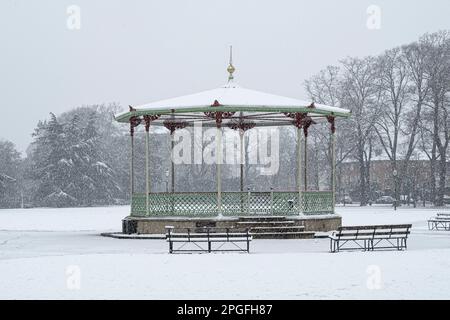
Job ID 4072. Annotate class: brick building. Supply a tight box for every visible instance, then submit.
[337,159,449,202]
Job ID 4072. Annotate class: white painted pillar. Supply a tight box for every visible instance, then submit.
[304,132,308,191]
[145,128,150,215]
[216,126,222,217]
[130,131,135,196]
[331,129,336,213]
[216,126,222,216]
[239,129,244,192]
[239,129,245,214]
[297,126,303,214]
[171,133,175,193]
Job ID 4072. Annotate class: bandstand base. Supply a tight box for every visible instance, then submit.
[121,214,341,239]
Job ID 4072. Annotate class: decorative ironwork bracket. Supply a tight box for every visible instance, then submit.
[227,119,256,132]
[129,116,142,136]
[143,115,161,132]
[284,112,306,129]
[163,119,188,134]
[326,115,336,134]
[204,100,235,128]
[302,116,315,137]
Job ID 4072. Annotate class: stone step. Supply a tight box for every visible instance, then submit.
[236,221,297,228]
[238,216,289,222]
[250,226,305,233]
[313,232,330,239]
[252,231,315,239]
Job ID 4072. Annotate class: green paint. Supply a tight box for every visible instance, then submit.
[130,191,334,217]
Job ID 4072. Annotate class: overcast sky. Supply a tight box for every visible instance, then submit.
[1,0,450,154]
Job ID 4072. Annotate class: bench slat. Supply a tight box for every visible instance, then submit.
[338,224,411,231]
[167,238,252,242]
[335,230,410,236]
[167,233,249,238]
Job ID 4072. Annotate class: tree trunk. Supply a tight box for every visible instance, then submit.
[358,141,368,206]
[430,151,437,205]
[437,153,447,206]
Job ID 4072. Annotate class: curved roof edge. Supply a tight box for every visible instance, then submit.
[114,83,351,123]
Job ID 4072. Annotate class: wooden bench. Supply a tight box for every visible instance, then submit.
[428,213,450,231]
[329,224,412,252]
[437,213,450,217]
[165,226,252,254]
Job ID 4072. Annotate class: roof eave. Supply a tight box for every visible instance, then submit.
[115,105,351,123]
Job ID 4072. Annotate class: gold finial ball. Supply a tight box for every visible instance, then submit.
[227,63,235,74]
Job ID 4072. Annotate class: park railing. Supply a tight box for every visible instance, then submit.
[131,191,334,217]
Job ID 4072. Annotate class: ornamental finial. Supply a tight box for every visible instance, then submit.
[227,45,235,81]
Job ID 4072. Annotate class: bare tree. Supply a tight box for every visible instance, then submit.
[374,47,411,204]
[305,66,354,195]
[340,56,381,205]
[400,39,431,204]
[421,31,450,206]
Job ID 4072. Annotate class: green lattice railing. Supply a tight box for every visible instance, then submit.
[303,191,334,214]
[131,193,147,216]
[131,191,334,217]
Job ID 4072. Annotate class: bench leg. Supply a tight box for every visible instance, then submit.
[208,241,211,253]
[330,239,336,253]
[169,241,173,254]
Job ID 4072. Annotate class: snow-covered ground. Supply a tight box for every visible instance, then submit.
[0,205,449,299]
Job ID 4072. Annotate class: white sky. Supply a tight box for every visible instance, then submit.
[1,0,450,154]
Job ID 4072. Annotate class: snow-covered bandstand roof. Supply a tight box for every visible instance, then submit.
[114,55,350,127]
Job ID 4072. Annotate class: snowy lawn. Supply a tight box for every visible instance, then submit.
[0,205,450,299]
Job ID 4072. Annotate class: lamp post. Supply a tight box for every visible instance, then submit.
[393,169,398,211]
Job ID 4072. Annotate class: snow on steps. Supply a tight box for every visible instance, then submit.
[238,216,289,222]
[237,220,296,228]
[236,217,314,239]
[103,217,316,240]
[248,226,305,233]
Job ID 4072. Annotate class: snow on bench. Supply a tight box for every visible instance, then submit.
[329,224,412,252]
[428,213,450,231]
[165,226,252,254]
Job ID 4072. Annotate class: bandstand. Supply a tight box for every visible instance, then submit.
[115,50,351,237]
